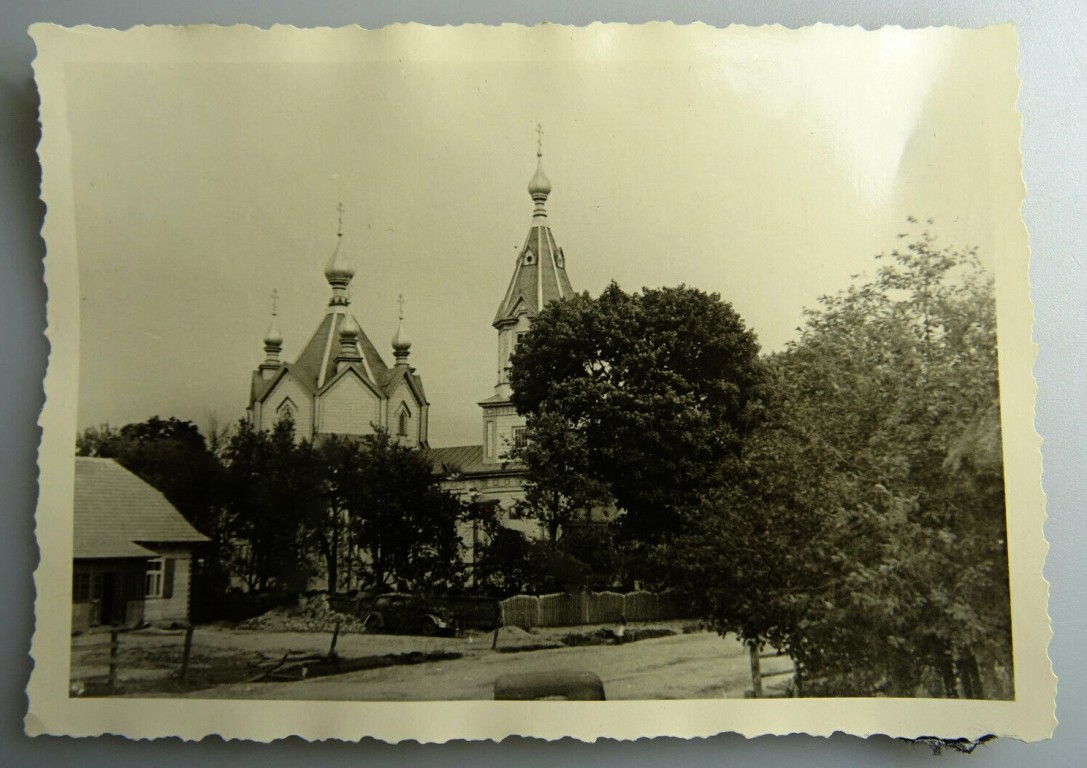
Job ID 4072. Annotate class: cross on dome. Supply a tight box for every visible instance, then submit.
[392,293,412,358]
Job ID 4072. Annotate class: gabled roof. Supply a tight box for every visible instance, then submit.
[493,224,573,327]
[382,363,428,405]
[73,458,209,559]
[292,311,392,393]
[250,364,308,407]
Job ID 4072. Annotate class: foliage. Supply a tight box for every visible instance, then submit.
[511,410,612,545]
[472,525,602,596]
[334,429,467,593]
[508,283,763,548]
[681,221,1012,698]
[221,418,325,594]
[473,504,624,596]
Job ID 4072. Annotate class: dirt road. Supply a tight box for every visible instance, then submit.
[187,630,789,701]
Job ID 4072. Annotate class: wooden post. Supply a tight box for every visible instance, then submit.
[748,642,763,699]
[108,630,120,693]
[327,621,341,660]
[179,625,195,682]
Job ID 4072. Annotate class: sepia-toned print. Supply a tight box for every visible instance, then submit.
[28,23,1053,743]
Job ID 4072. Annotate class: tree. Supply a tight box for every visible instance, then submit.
[684,221,1012,698]
[222,418,325,594]
[511,410,612,546]
[339,430,467,592]
[315,435,361,594]
[508,283,763,547]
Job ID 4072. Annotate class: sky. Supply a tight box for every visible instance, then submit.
[64,24,1021,448]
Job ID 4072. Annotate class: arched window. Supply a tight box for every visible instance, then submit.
[276,398,296,425]
[398,410,408,436]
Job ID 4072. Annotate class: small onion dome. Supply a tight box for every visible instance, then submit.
[324,241,355,284]
[339,313,360,340]
[528,156,551,197]
[392,317,412,352]
[263,315,283,346]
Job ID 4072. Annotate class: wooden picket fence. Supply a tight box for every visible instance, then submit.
[70,626,196,695]
[70,630,121,693]
[499,590,684,629]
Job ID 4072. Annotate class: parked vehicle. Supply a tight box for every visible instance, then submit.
[360,593,456,637]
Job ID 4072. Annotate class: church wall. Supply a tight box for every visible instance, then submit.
[482,401,527,464]
[261,375,313,437]
[387,380,422,446]
[318,373,380,435]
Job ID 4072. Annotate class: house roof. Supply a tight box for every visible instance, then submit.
[73,458,209,559]
[427,444,522,477]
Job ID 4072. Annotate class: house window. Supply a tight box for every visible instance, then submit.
[514,332,527,350]
[398,410,409,436]
[486,421,496,458]
[72,571,91,602]
[513,426,528,448]
[145,558,176,599]
[145,558,165,598]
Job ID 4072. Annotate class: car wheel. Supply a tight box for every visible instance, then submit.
[363,614,382,633]
[421,617,438,637]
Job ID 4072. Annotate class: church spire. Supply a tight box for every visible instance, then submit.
[324,202,354,307]
[392,293,412,366]
[259,289,284,378]
[528,123,551,221]
[492,131,573,331]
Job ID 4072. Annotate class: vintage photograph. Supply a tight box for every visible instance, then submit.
[28,23,1053,742]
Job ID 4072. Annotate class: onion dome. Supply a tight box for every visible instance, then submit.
[392,318,411,353]
[392,295,412,364]
[263,314,283,347]
[339,313,360,340]
[324,240,355,284]
[528,155,551,198]
[325,204,354,307]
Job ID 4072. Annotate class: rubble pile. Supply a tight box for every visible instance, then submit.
[237,594,367,633]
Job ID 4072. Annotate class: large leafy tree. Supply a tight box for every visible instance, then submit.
[511,410,612,546]
[508,283,763,547]
[315,435,362,594]
[338,430,467,592]
[222,419,325,594]
[682,222,1011,698]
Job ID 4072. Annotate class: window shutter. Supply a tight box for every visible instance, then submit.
[163,558,176,599]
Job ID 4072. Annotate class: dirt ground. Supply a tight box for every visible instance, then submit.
[70,620,794,700]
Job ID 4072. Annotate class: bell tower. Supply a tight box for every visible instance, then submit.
[480,130,574,463]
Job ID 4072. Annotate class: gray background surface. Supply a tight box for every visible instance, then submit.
[2,1,1083,765]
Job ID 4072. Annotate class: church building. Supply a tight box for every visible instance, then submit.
[246,219,428,447]
[428,146,574,534]
[245,144,574,541]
